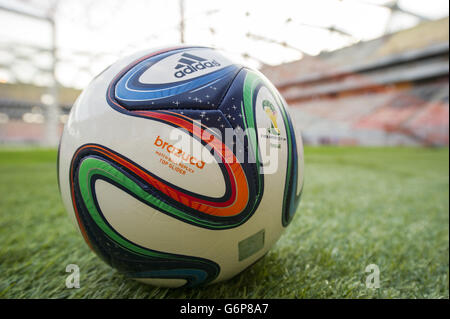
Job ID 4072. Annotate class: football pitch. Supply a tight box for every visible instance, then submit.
[0,146,448,298]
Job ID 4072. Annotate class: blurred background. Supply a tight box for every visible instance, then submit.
[0,0,448,299]
[0,0,448,146]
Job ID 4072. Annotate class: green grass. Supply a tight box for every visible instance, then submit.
[0,146,448,298]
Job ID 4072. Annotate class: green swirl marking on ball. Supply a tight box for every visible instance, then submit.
[78,156,227,231]
[75,156,221,286]
[241,70,302,226]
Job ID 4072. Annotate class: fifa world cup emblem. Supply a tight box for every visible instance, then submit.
[262,100,281,135]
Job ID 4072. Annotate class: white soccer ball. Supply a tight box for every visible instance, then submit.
[58,46,304,287]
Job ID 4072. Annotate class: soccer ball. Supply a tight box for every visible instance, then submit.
[58,46,304,288]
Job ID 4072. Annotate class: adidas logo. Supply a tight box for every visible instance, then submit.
[174,52,221,78]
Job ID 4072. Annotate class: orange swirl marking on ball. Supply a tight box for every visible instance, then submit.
[134,110,249,217]
[74,124,248,218]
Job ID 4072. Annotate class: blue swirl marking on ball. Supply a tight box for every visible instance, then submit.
[114,49,239,104]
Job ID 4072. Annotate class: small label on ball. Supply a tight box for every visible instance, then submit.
[238,229,265,261]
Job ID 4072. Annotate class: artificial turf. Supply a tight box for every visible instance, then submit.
[0,146,448,298]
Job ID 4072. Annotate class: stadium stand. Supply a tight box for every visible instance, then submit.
[0,18,448,146]
[0,83,75,144]
[262,17,449,146]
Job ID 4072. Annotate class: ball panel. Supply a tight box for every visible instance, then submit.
[219,68,304,227]
[70,152,221,288]
[112,47,242,110]
[139,48,234,84]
